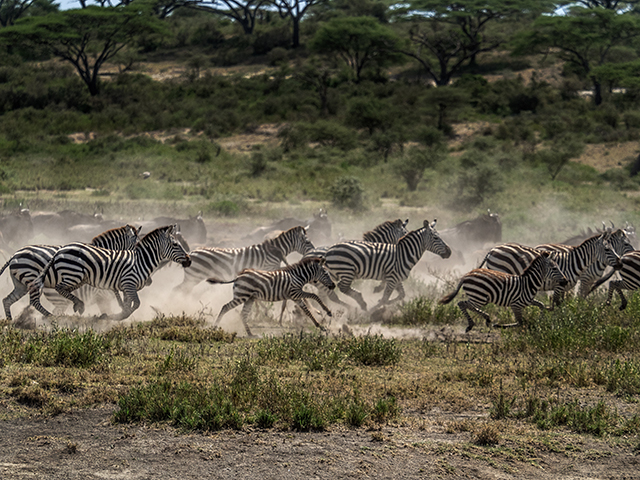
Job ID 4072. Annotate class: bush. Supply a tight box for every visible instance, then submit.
[393,146,443,191]
[329,176,365,211]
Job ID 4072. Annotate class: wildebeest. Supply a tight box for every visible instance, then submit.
[0,208,34,249]
[435,211,502,267]
[139,212,206,246]
[244,208,332,246]
[31,209,104,244]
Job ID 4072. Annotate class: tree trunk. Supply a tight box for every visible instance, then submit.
[592,77,603,106]
[292,18,300,48]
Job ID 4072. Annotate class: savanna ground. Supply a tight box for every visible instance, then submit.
[2,191,640,479]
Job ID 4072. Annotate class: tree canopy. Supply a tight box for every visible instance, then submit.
[0,6,166,96]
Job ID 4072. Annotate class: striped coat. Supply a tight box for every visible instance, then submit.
[324,220,452,311]
[29,226,190,320]
[440,252,568,332]
[590,250,640,310]
[0,224,141,320]
[478,233,621,308]
[176,226,314,292]
[207,258,335,337]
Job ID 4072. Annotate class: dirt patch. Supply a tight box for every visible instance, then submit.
[574,142,639,173]
[1,407,638,479]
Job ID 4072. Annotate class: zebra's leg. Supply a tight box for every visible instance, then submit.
[278,300,287,326]
[609,280,628,310]
[3,280,29,320]
[29,287,53,318]
[337,277,367,311]
[298,292,333,318]
[240,298,255,337]
[457,300,477,332]
[113,289,140,321]
[214,297,244,327]
[530,299,546,312]
[54,283,85,315]
[326,289,351,308]
[294,298,326,331]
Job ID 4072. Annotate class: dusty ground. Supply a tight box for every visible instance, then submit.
[2,406,639,479]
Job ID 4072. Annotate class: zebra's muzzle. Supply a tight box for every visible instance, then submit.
[182,258,192,268]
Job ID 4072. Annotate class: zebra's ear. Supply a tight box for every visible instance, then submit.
[403,219,409,227]
[427,219,437,229]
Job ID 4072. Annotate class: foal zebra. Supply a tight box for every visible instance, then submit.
[207,258,335,337]
[29,226,191,320]
[0,224,141,320]
[589,251,640,310]
[324,220,452,311]
[440,252,568,332]
[478,233,622,308]
[175,226,314,292]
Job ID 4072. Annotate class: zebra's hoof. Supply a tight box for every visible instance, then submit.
[620,305,627,311]
[327,311,333,317]
[465,324,474,333]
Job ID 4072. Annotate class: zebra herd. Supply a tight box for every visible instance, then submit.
[0,213,639,336]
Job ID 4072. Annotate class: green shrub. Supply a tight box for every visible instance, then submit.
[347,335,401,366]
[329,176,365,211]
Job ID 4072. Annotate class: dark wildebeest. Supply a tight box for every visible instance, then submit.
[436,211,502,268]
[244,208,332,246]
[31,209,104,244]
[0,208,34,250]
[140,212,206,246]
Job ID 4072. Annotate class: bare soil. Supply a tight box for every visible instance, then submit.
[2,405,639,479]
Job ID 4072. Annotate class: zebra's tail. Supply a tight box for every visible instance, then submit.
[206,277,235,285]
[588,267,618,296]
[477,251,490,269]
[439,279,464,305]
[28,254,55,295]
[0,255,12,278]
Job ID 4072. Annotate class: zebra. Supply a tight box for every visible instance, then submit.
[0,224,141,320]
[589,250,640,310]
[440,252,568,332]
[362,219,409,244]
[478,232,622,309]
[175,226,314,292]
[28,225,191,321]
[207,257,335,337]
[537,228,633,297]
[323,219,452,311]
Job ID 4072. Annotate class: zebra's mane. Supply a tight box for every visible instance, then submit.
[521,252,549,275]
[137,225,173,246]
[263,226,305,247]
[279,256,322,272]
[364,220,399,237]
[91,224,135,243]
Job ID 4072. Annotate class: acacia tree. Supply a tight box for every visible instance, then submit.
[0,6,166,96]
[0,0,57,27]
[267,0,324,48]
[309,16,401,82]
[399,0,554,87]
[513,7,640,105]
[190,0,267,34]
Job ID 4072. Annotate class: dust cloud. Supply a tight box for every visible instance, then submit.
[0,199,634,337]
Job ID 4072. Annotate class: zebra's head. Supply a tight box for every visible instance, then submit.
[308,258,335,291]
[147,225,191,268]
[596,233,622,270]
[283,226,315,255]
[610,228,634,256]
[539,252,568,288]
[421,219,452,259]
[124,224,143,249]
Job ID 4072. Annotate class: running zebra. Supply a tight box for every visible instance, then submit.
[29,226,191,320]
[324,219,452,311]
[207,258,335,337]
[362,219,409,244]
[537,228,633,297]
[0,224,141,320]
[175,226,314,292]
[589,250,640,310]
[440,252,568,332]
[478,232,621,308]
